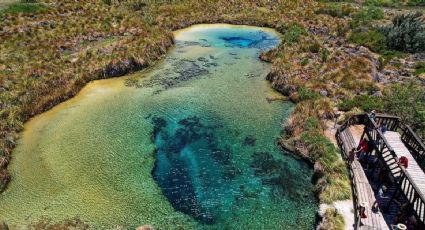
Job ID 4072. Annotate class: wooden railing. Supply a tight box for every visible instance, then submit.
[335,120,361,228]
[374,114,425,169]
[400,124,425,165]
[373,114,400,131]
[337,113,425,225]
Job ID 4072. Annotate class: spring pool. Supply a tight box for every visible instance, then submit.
[0,24,317,229]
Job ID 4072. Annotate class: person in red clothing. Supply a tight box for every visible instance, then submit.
[357,138,369,163]
[399,156,408,168]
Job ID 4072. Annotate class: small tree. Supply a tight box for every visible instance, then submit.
[380,12,425,53]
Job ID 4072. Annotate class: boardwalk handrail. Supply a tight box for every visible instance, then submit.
[335,121,361,229]
[400,124,425,165]
[364,114,425,223]
[337,113,425,225]
[374,114,425,168]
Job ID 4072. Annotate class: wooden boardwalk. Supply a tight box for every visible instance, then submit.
[339,126,389,229]
[384,131,425,197]
[337,114,425,229]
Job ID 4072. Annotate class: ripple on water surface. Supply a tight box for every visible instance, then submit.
[0,24,317,229]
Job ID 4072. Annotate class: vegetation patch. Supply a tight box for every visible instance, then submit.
[339,95,383,112]
[0,1,47,16]
[315,3,355,18]
[283,23,307,45]
[382,80,425,136]
[350,6,384,28]
[379,12,425,53]
[364,0,398,7]
[348,30,387,52]
[317,208,345,230]
[415,62,425,76]
[299,118,351,203]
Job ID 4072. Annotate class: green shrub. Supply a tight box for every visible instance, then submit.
[301,58,309,66]
[379,12,425,53]
[383,80,425,137]
[339,95,383,112]
[315,3,354,18]
[351,7,385,28]
[283,23,307,45]
[348,30,387,52]
[1,2,47,14]
[308,43,321,53]
[301,131,337,162]
[407,0,425,6]
[321,48,330,62]
[298,87,321,101]
[102,0,112,5]
[415,62,425,76]
[364,0,398,7]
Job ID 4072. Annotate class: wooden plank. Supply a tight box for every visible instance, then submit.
[347,127,390,230]
[384,131,425,198]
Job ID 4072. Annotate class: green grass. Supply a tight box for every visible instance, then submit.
[407,0,425,6]
[414,61,425,75]
[339,95,383,112]
[364,0,398,7]
[315,3,355,18]
[1,2,47,15]
[350,6,385,28]
[283,23,307,45]
[299,117,351,203]
[298,87,321,101]
[348,30,387,52]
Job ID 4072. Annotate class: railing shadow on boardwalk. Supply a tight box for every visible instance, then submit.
[336,113,425,230]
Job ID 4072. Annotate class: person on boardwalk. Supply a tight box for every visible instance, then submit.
[357,138,369,163]
[372,185,388,212]
[370,110,377,122]
[348,148,356,163]
[399,156,408,169]
[379,123,388,134]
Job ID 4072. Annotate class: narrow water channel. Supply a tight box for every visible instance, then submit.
[0,24,317,229]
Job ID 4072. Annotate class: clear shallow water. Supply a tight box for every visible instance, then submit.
[0,24,317,229]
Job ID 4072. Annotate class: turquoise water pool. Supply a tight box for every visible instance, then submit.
[0,24,317,229]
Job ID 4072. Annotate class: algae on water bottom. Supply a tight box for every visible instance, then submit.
[0,24,318,229]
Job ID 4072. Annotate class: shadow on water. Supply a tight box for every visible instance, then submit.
[151,116,225,224]
[150,115,314,225]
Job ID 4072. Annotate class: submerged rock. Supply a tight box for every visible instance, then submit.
[243,135,256,147]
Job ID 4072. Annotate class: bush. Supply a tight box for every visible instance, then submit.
[348,30,387,52]
[1,2,47,15]
[364,0,398,7]
[283,24,307,45]
[414,62,425,76]
[298,87,321,101]
[351,7,385,28]
[308,43,321,53]
[321,48,330,62]
[379,12,425,53]
[315,3,354,18]
[339,95,383,112]
[383,80,425,137]
[407,0,425,6]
